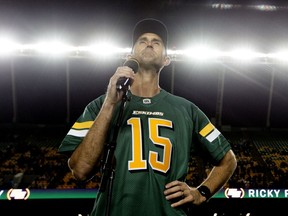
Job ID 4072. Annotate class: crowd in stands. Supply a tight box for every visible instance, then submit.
[0,125,287,190]
[223,131,287,189]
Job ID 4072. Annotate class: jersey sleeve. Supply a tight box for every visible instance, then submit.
[58,96,104,153]
[192,106,231,165]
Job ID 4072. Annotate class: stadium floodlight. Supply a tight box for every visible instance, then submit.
[0,37,19,56]
[87,41,125,59]
[269,51,288,63]
[184,46,223,61]
[211,3,280,11]
[228,48,267,62]
[0,36,288,65]
[33,41,75,56]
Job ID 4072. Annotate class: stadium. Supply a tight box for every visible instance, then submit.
[1,1,287,215]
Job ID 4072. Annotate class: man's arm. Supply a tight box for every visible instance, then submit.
[164,149,237,207]
[68,65,135,181]
[197,149,237,201]
[68,100,116,181]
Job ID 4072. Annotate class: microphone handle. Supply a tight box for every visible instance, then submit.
[116,77,131,91]
[116,58,139,91]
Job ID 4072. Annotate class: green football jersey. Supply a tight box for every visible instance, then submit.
[58,89,231,216]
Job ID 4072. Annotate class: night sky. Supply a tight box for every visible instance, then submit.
[1,0,288,129]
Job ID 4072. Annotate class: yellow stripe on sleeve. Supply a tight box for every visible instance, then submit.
[72,121,94,129]
[199,122,215,137]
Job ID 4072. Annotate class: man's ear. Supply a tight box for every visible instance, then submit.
[164,56,171,66]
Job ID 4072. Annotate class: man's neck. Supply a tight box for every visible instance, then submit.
[130,71,161,97]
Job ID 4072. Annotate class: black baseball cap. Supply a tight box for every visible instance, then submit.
[132,18,168,49]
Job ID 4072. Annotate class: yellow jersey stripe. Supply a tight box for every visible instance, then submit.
[72,121,94,129]
[199,123,214,137]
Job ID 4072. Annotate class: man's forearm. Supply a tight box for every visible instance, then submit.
[200,150,237,197]
[68,101,116,181]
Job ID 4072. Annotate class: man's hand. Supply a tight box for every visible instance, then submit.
[164,180,205,207]
[105,66,135,105]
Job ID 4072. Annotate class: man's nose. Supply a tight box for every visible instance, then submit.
[146,41,153,47]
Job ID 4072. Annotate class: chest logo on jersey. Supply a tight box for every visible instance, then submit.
[143,98,151,104]
[132,110,164,116]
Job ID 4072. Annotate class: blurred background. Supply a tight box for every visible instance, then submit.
[0,0,287,215]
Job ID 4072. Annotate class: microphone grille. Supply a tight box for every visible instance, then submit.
[123,58,139,73]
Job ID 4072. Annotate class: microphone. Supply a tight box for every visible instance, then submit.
[116,58,139,91]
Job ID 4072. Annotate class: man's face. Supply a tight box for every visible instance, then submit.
[132,33,167,69]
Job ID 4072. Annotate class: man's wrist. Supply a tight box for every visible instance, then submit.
[197,185,211,201]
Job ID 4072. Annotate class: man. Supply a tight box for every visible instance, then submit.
[58,18,237,216]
